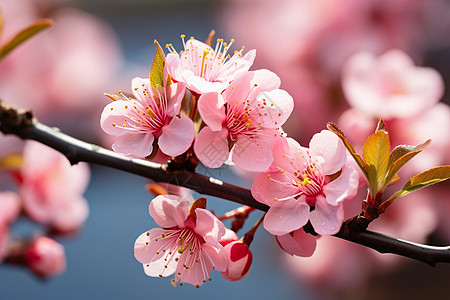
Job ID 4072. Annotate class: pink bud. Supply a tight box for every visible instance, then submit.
[25,237,66,278]
[221,240,253,281]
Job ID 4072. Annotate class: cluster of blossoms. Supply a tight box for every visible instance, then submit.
[0,141,90,278]
[100,33,359,287]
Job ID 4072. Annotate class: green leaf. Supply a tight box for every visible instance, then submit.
[149,40,166,88]
[384,139,431,188]
[395,166,450,199]
[0,19,53,61]
[327,122,369,179]
[362,130,390,192]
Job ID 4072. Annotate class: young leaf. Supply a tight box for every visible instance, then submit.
[384,139,431,188]
[375,118,387,132]
[362,130,390,192]
[0,19,53,61]
[395,166,450,199]
[326,122,368,178]
[149,40,166,88]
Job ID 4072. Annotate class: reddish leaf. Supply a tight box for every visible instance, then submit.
[384,140,431,188]
[326,122,368,178]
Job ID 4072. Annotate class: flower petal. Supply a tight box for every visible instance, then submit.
[309,130,346,175]
[134,228,169,264]
[251,171,299,206]
[194,127,230,168]
[323,165,359,205]
[309,195,343,235]
[264,200,310,236]
[112,132,154,158]
[253,89,294,128]
[100,100,139,136]
[194,208,226,245]
[231,135,275,172]
[276,229,317,257]
[149,195,189,228]
[158,114,195,157]
[198,92,226,131]
[166,82,187,117]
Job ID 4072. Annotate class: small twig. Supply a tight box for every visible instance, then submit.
[2,99,450,266]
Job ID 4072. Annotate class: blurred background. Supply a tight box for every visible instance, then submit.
[0,0,450,299]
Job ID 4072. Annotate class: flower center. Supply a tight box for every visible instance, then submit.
[225,102,256,140]
[295,164,324,205]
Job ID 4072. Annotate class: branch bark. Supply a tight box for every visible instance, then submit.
[1,99,449,266]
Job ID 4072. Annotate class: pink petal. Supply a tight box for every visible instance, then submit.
[112,133,154,158]
[134,228,171,264]
[194,208,226,245]
[166,82,187,117]
[165,53,182,82]
[194,127,230,168]
[131,77,155,101]
[225,69,281,106]
[264,200,310,236]
[158,114,195,157]
[100,100,140,136]
[231,135,275,172]
[253,89,294,128]
[251,171,299,206]
[149,195,189,228]
[309,130,346,175]
[185,75,229,94]
[309,195,343,235]
[276,229,317,257]
[202,243,227,272]
[323,165,359,205]
[197,92,226,131]
[142,252,179,278]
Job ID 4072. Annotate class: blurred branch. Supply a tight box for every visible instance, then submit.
[1,99,449,266]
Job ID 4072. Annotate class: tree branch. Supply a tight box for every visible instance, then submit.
[1,99,450,266]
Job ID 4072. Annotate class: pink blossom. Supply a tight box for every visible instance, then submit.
[342,49,444,119]
[25,236,66,278]
[165,35,256,95]
[194,69,294,171]
[101,77,194,158]
[251,130,359,236]
[0,191,20,262]
[134,195,227,287]
[20,141,90,232]
[219,230,253,281]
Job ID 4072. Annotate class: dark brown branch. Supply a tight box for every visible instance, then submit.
[1,99,450,266]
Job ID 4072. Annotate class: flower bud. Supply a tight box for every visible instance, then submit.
[25,237,66,278]
[221,240,253,281]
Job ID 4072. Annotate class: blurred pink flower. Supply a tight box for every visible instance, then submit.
[0,191,20,262]
[25,236,66,278]
[194,69,293,171]
[20,141,90,232]
[0,1,122,136]
[101,77,194,158]
[166,35,256,95]
[252,131,359,236]
[134,195,227,287]
[342,49,444,119]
